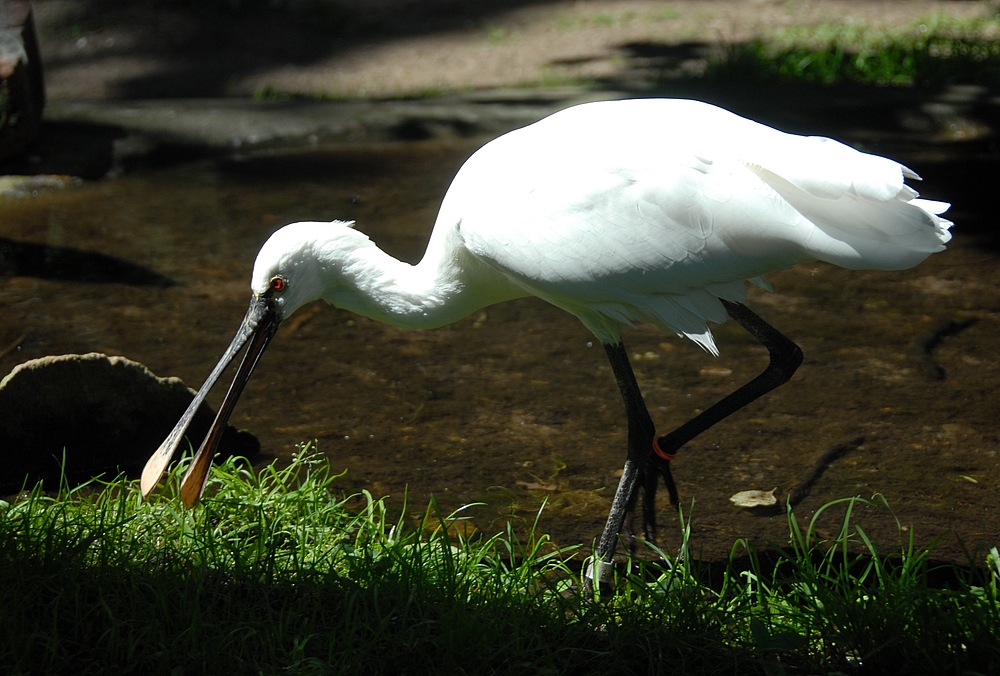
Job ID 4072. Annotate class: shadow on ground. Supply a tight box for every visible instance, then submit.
[39,0,561,98]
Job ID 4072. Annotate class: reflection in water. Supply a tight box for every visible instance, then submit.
[0,139,996,561]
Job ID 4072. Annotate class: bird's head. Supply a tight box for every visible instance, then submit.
[141,220,370,506]
[250,220,367,321]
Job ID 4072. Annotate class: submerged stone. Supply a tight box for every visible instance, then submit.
[0,353,258,493]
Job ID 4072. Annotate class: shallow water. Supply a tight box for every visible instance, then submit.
[1,136,997,562]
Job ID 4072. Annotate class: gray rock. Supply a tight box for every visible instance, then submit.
[0,353,258,493]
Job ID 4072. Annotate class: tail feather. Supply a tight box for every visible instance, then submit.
[757,168,952,271]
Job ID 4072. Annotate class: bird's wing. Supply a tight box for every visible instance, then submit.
[453,147,808,352]
[449,99,950,350]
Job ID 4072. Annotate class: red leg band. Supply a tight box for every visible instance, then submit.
[653,436,676,461]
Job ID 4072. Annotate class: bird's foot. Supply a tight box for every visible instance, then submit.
[637,434,681,546]
[582,556,616,598]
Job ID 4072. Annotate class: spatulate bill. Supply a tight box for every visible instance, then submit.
[140,295,280,497]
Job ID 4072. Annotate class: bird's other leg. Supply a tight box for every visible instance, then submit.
[654,300,802,459]
[640,300,804,538]
[585,303,801,593]
[585,341,664,592]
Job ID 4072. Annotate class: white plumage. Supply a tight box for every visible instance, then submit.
[142,99,952,571]
[252,98,950,353]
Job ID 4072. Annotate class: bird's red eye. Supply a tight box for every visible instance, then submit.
[270,277,286,292]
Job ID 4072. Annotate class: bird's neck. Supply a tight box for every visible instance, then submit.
[323,228,525,329]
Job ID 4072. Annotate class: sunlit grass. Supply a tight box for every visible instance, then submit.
[705,14,1000,86]
[1,447,998,674]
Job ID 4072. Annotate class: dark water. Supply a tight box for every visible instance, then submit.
[1,137,996,562]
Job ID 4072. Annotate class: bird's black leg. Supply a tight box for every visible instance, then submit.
[656,301,803,461]
[585,341,658,591]
[640,300,803,541]
[586,301,802,592]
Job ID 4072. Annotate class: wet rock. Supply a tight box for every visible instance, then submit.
[0,353,258,493]
[0,0,43,160]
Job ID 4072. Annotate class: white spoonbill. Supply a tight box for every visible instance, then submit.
[141,98,951,581]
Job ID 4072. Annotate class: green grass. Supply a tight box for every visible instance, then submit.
[705,14,1000,86]
[1,448,998,674]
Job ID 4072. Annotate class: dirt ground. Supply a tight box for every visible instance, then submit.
[31,0,998,101]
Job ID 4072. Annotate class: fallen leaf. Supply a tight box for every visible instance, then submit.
[729,488,778,508]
